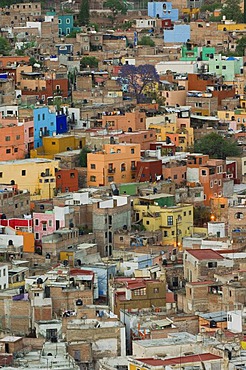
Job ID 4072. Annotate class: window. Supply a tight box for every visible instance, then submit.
[121,163,126,172]
[35,219,39,226]
[42,223,47,231]
[70,172,75,178]
[183,212,186,216]
[208,261,217,268]
[153,288,159,293]
[146,220,150,225]
[134,288,146,296]
[189,210,192,216]
[0,172,2,178]
[6,149,11,154]
[167,216,173,225]
[35,232,39,240]
[52,141,56,145]
[38,114,40,121]
[16,135,20,140]
[91,164,96,169]
[131,148,135,154]
[164,231,168,237]
[120,236,124,241]
[34,293,39,297]
[22,170,26,176]
[201,170,207,176]
[66,28,70,34]
[90,176,96,182]
[174,174,177,180]
[235,212,243,219]
[58,19,61,24]
[14,148,18,153]
[66,18,70,24]
[5,136,10,141]
[210,180,213,188]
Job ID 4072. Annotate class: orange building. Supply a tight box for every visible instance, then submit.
[0,115,25,161]
[87,143,141,186]
[101,109,146,131]
[17,231,35,253]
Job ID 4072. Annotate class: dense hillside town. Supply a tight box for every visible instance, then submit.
[1,0,246,369]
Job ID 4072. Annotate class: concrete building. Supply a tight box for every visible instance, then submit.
[183,249,234,282]
[134,200,193,246]
[112,277,166,317]
[208,55,243,81]
[164,24,190,44]
[0,158,59,200]
[87,143,141,187]
[92,196,131,256]
[148,2,179,21]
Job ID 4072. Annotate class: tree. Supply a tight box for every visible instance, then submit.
[194,132,241,159]
[103,0,127,23]
[194,206,211,226]
[0,37,11,56]
[118,64,160,103]
[79,146,91,167]
[138,35,155,47]
[80,56,98,69]
[221,0,243,23]
[78,0,90,26]
[236,36,246,56]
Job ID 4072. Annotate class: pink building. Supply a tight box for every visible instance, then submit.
[33,205,74,241]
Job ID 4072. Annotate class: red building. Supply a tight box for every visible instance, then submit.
[225,160,237,183]
[56,169,79,193]
[136,159,162,182]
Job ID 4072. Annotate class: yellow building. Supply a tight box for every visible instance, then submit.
[218,107,246,130]
[217,23,246,31]
[0,158,60,200]
[147,113,193,151]
[87,143,141,187]
[30,135,86,159]
[134,201,193,246]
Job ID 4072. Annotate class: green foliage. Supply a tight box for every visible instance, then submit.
[0,37,11,56]
[235,36,246,56]
[221,0,243,23]
[208,15,222,21]
[103,0,127,16]
[194,132,241,159]
[200,2,221,12]
[67,29,80,38]
[80,56,98,69]
[194,206,211,227]
[79,146,91,167]
[121,20,133,30]
[89,23,99,32]
[78,0,90,26]
[138,35,155,47]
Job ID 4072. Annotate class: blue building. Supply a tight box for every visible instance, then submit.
[148,2,178,21]
[58,14,74,36]
[83,264,116,297]
[56,113,68,134]
[164,24,190,43]
[33,107,56,148]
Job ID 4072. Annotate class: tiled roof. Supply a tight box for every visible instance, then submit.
[136,353,222,367]
[187,249,224,260]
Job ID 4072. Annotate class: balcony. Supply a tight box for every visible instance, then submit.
[108,168,115,174]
